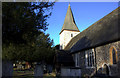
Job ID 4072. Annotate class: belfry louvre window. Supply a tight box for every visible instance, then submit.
[85,49,95,67]
[71,34,73,37]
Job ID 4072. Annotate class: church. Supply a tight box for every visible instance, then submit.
[56,3,120,77]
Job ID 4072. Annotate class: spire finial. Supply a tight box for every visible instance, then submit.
[68,2,70,6]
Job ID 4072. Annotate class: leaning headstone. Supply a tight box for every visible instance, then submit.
[34,64,43,77]
[2,60,13,77]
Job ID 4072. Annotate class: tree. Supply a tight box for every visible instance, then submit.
[32,32,55,64]
[2,2,55,62]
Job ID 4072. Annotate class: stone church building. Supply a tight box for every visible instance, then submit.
[57,3,120,77]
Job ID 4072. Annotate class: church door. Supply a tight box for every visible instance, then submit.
[103,64,109,75]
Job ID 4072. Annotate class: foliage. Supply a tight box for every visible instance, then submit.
[26,32,55,63]
[2,2,55,63]
[2,2,54,44]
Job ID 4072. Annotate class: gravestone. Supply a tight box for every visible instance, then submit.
[47,65,53,74]
[61,68,70,76]
[34,64,43,77]
[61,67,81,77]
[2,60,13,77]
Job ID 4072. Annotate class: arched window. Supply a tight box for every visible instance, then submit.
[110,47,118,65]
[75,53,80,67]
[112,48,117,64]
[87,53,89,66]
[90,53,92,66]
[92,52,95,66]
[85,49,95,67]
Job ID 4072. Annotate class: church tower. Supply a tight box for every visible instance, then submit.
[60,3,80,50]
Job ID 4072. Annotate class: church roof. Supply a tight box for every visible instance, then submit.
[64,7,120,53]
[60,4,80,34]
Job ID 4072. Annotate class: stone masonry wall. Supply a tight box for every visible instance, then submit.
[95,41,120,76]
[73,41,120,77]
[77,51,96,77]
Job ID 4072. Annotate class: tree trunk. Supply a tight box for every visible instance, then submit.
[2,60,13,77]
[34,64,43,77]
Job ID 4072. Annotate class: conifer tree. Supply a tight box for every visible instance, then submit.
[2,2,55,63]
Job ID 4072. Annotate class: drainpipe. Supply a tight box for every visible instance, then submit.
[94,48,97,74]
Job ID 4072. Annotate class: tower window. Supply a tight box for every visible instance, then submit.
[71,34,73,37]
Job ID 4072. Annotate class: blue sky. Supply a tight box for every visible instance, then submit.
[45,2,118,46]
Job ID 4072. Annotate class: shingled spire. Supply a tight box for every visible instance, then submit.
[60,3,80,34]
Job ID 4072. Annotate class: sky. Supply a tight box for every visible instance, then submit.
[45,2,118,46]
